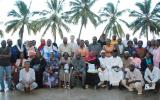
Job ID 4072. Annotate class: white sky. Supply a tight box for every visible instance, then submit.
[0,0,159,45]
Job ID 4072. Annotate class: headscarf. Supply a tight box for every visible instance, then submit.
[38,39,46,51]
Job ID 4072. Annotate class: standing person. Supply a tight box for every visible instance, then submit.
[77,40,89,58]
[59,37,72,57]
[144,62,160,93]
[111,35,118,46]
[125,40,135,56]
[103,39,114,57]
[69,35,79,56]
[148,39,156,54]
[88,36,101,57]
[11,39,28,64]
[123,34,130,47]
[28,41,36,60]
[116,38,125,57]
[76,38,81,47]
[152,40,160,68]
[31,51,46,88]
[16,61,37,92]
[146,41,151,52]
[32,40,38,52]
[121,64,144,95]
[38,39,46,52]
[136,40,146,59]
[7,39,13,50]
[133,37,138,48]
[41,39,53,63]
[52,42,59,60]
[98,34,106,47]
[84,40,89,48]
[0,40,12,92]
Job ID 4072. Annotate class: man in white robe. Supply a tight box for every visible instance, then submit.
[107,50,124,89]
[98,50,110,86]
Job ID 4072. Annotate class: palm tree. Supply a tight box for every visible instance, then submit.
[99,0,128,37]
[5,1,36,48]
[129,0,160,40]
[65,0,100,39]
[34,0,70,42]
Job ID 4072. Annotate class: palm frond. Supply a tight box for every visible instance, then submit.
[15,1,29,16]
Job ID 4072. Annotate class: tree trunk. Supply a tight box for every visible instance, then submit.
[54,34,56,43]
[146,26,148,41]
[78,24,83,39]
[19,24,24,50]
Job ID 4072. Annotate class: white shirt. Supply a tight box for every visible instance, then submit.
[69,42,79,53]
[118,44,124,54]
[144,67,160,83]
[59,43,72,56]
[99,57,110,68]
[126,68,144,84]
[107,56,123,70]
[41,46,53,61]
[123,40,129,47]
[19,68,35,82]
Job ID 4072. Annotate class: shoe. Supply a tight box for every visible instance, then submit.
[108,85,112,90]
[98,82,104,86]
[128,88,133,92]
[82,86,86,89]
[85,85,89,89]
[138,92,142,95]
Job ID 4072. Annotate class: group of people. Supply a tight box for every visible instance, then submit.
[0,34,160,95]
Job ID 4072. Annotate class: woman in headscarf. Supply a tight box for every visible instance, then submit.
[38,39,46,52]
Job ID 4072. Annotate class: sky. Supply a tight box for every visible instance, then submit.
[0,0,159,46]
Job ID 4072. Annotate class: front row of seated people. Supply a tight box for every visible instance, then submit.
[15,50,160,95]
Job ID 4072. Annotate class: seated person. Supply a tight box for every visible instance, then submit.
[121,64,144,95]
[84,51,100,89]
[130,51,141,69]
[122,51,132,72]
[13,53,27,88]
[98,50,110,87]
[16,61,38,92]
[144,62,160,93]
[141,52,153,74]
[59,52,72,88]
[30,51,46,88]
[107,50,123,89]
[43,53,59,88]
[71,53,86,88]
